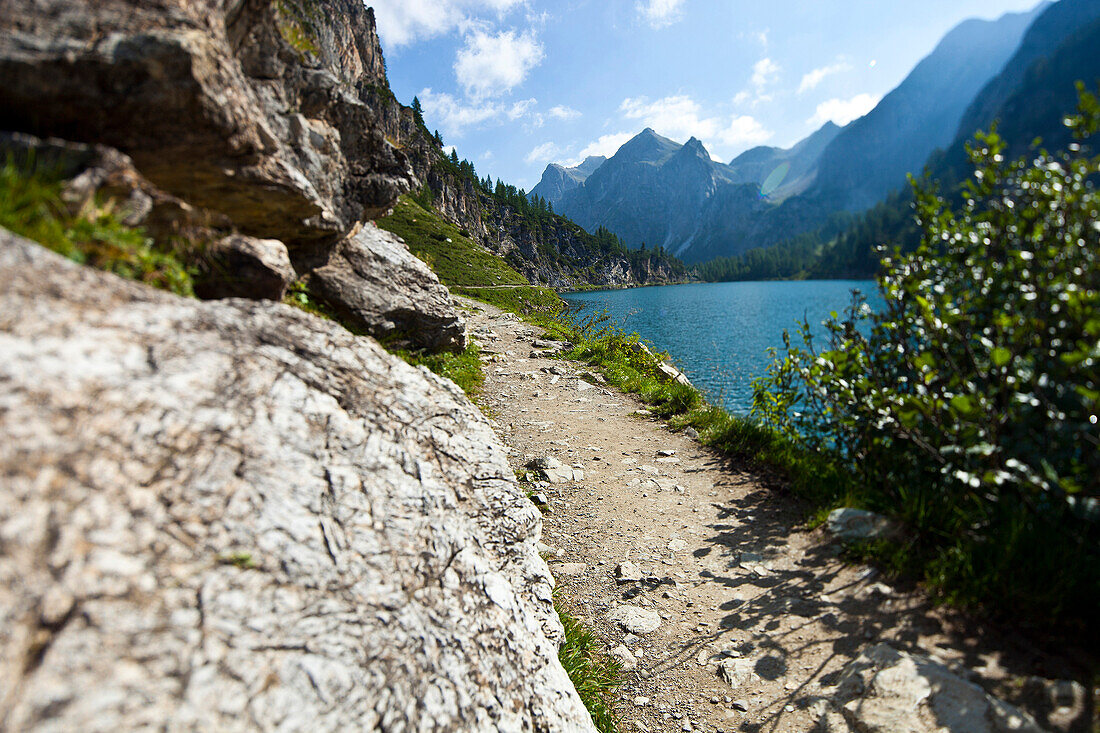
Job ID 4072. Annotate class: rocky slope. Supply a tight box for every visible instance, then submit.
[0,0,466,351]
[0,0,597,728]
[352,89,686,288]
[530,155,607,204]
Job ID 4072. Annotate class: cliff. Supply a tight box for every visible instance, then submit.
[354,91,687,289]
[0,0,596,729]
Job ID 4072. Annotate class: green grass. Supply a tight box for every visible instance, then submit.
[453,285,565,319]
[556,599,621,733]
[0,156,194,296]
[283,280,487,399]
[377,197,529,287]
[391,342,485,398]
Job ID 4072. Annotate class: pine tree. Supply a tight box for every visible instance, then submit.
[411,96,425,127]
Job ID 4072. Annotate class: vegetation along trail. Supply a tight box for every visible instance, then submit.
[457,296,1091,733]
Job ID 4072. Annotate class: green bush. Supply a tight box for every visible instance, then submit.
[752,87,1100,632]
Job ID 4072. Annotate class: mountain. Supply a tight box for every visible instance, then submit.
[553,129,752,252]
[726,121,841,199]
[804,5,1045,215]
[529,154,605,204]
[710,0,1100,283]
[537,5,1045,264]
[930,0,1100,183]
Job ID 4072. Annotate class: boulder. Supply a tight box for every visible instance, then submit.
[0,0,413,251]
[528,456,580,484]
[831,644,1042,733]
[608,605,662,635]
[656,361,693,388]
[826,508,899,542]
[310,224,467,352]
[196,234,297,301]
[717,659,759,690]
[0,233,594,732]
[609,645,637,672]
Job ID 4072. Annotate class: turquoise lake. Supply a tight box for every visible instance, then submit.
[561,280,883,414]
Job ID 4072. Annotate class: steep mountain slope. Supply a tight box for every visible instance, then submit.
[930,0,1100,183]
[806,5,1045,214]
[554,129,752,253]
[726,121,841,198]
[530,155,606,204]
[702,1,1100,282]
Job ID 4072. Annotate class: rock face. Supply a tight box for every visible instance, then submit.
[0,2,470,352]
[0,0,413,252]
[829,644,1042,733]
[0,233,593,732]
[311,224,468,352]
[529,155,607,204]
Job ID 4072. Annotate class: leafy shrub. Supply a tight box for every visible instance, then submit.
[752,88,1100,631]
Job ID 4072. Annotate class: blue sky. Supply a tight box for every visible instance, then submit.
[373,0,1043,189]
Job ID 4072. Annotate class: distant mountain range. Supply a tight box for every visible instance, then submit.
[698,0,1100,282]
[530,0,1100,266]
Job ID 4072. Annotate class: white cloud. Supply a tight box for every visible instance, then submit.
[509,98,538,119]
[454,28,545,99]
[420,88,547,137]
[549,105,581,120]
[751,57,780,91]
[619,95,773,157]
[621,95,717,142]
[808,93,881,127]
[798,62,852,94]
[733,57,780,107]
[564,132,637,166]
[372,0,524,48]
[420,88,503,136]
[716,115,773,148]
[636,0,686,29]
[525,142,561,164]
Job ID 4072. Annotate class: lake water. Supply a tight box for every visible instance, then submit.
[561,280,882,414]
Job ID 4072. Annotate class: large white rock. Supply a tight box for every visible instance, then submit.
[608,605,662,635]
[0,233,594,732]
[830,644,1042,733]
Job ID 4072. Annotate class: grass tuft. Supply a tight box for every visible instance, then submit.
[556,599,621,733]
[392,342,485,398]
[0,156,194,296]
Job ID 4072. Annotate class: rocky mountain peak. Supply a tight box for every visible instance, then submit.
[613,127,681,165]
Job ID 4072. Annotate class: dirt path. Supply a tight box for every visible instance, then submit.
[458,296,1085,733]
